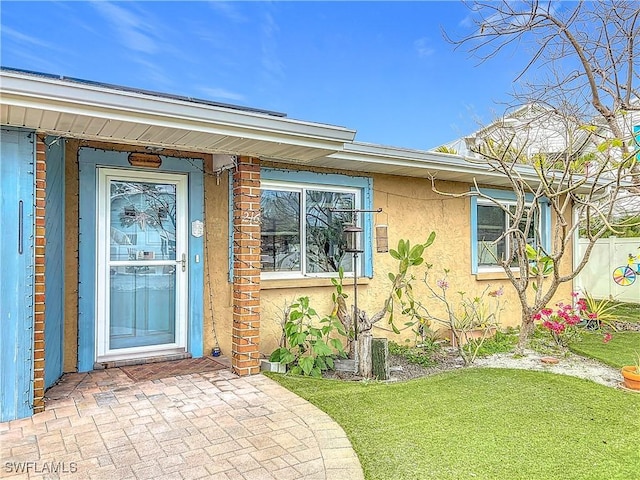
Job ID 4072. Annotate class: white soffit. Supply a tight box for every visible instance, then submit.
[316,142,600,192]
[0,69,602,193]
[0,70,356,161]
[318,142,532,187]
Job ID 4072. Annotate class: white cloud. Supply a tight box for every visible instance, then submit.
[260,11,284,82]
[130,58,172,89]
[198,87,246,103]
[458,13,475,29]
[207,1,248,23]
[1,26,56,49]
[1,46,64,74]
[90,1,159,54]
[414,37,435,58]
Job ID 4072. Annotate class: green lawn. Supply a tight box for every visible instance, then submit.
[269,369,640,480]
[610,301,640,322]
[570,332,640,368]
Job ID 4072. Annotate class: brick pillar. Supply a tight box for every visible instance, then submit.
[231,156,261,376]
[33,136,47,412]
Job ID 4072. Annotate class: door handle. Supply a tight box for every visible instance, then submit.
[177,253,187,272]
[18,200,23,254]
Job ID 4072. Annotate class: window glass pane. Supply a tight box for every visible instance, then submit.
[477,204,506,266]
[260,190,301,272]
[305,190,355,273]
[518,212,538,245]
[509,207,538,266]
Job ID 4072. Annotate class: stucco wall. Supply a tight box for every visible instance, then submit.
[258,171,574,356]
[60,145,573,368]
[202,169,234,358]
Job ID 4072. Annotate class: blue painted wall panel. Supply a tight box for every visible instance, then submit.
[44,138,65,388]
[0,128,35,422]
[77,149,204,371]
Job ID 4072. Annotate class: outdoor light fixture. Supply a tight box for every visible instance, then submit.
[375,224,388,253]
[344,224,363,253]
[212,154,237,171]
[331,208,382,344]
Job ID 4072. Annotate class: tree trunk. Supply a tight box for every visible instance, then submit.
[371,338,389,380]
[358,331,373,378]
[517,311,536,353]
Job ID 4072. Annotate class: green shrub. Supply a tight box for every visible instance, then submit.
[389,341,441,368]
[270,296,347,377]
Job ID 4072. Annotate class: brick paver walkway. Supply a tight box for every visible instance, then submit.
[0,367,364,480]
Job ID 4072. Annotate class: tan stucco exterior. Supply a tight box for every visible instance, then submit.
[60,142,573,371]
[202,169,234,358]
[258,171,574,356]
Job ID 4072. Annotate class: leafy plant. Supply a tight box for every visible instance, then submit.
[406,270,505,365]
[579,291,620,330]
[630,351,640,375]
[386,235,436,333]
[526,244,554,292]
[388,341,440,368]
[269,296,347,377]
[464,329,518,358]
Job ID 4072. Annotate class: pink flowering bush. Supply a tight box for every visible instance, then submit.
[534,296,587,347]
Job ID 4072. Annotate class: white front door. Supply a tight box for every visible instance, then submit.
[96,168,188,362]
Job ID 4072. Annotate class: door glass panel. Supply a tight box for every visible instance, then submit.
[110,269,176,348]
[108,180,178,350]
[110,181,177,261]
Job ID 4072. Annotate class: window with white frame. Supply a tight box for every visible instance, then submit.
[260,180,362,278]
[471,188,550,273]
[476,201,537,267]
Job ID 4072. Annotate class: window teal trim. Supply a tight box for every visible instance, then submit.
[470,187,550,273]
[540,197,552,255]
[470,194,479,274]
[634,125,640,162]
[228,168,374,279]
[78,149,204,371]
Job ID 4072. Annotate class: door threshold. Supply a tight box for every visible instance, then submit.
[94,352,192,370]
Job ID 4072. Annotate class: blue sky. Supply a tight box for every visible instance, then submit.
[1,1,529,150]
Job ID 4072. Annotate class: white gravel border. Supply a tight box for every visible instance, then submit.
[472,350,623,388]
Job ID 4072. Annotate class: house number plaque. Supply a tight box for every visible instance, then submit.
[191,220,204,238]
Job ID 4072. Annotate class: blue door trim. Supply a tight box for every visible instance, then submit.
[78,149,204,372]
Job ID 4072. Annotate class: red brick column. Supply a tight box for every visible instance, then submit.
[231,156,261,376]
[33,136,47,412]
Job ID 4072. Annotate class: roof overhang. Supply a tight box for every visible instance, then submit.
[317,142,554,189]
[0,69,356,164]
[0,68,607,194]
[301,142,602,194]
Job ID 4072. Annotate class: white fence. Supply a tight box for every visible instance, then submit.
[575,237,640,303]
